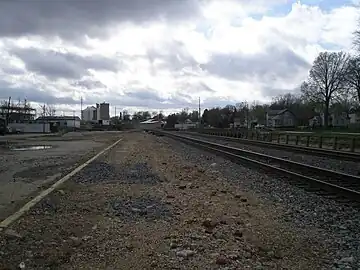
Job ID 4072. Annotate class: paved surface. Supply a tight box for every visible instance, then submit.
[0,133,56,143]
[0,131,121,220]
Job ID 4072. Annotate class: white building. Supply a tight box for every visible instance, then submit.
[82,106,97,122]
[82,103,110,125]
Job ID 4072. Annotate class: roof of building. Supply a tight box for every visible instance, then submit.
[36,116,81,121]
[349,107,360,114]
[140,119,162,124]
[267,109,289,116]
[83,106,96,110]
[184,119,193,124]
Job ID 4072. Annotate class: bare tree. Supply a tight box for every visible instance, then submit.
[301,51,350,127]
[344,56,360,104]
[235,102,249,127]
[38,104,56,118]
[353,20,360,52]
[45,104,56,116]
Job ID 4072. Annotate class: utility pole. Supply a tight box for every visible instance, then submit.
[198,97,201,126]
[42,104,46,133]
[80,96,83,120]
[6,96,11,125]
[246,102,249,129]
[73,110,76,131]
[114,107,122,121]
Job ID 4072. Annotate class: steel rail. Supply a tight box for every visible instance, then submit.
[179,131,360,162]
[157,131,360,203]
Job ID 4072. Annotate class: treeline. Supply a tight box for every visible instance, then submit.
[164,51,360,129]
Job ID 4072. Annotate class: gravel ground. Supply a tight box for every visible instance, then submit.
[0,132,333,270]
[181,132,360,176]
[160,135,360,269]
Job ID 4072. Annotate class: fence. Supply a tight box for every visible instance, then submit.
[196,128,360,153]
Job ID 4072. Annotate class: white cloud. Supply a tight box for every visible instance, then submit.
[0,1,358,116]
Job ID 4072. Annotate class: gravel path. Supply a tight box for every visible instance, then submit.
[0,132,334,270]
[160,135,360,269]
[181,133,360,176]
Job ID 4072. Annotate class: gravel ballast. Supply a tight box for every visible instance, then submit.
[181,132,360,175]
[160,135,360,269]
[0,132,357,269]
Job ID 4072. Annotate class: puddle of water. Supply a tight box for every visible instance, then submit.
[10,145,52,151]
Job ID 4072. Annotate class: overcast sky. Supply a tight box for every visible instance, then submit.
[0,0,359,116]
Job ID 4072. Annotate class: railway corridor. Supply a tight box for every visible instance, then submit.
[0,132,359,269]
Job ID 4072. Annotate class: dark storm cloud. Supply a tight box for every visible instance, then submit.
[201,97,240,109]
[71,79,107,90]
[200,45,310,82]
[0,0,200,40]
[10,47,119,79]
[0,80,78,105]
[198,82,216,93]
[124,89,166,102]
[146,41,200,74]
[0,74,192,109]
[261,85,301,98]
[0,77,233,111]
[90,88,198,110]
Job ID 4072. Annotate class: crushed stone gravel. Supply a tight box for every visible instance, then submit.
[75,161,162,185]
[159,134,360,269]
[182,132,360,175]
[108,197,173,221]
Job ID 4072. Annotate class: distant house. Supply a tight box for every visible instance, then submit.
[349,108,360,125]
[309,112,350,127]
[139,119,164,130]
[266,109,296,128]
[329,112,350,127]
[175,119,198,130]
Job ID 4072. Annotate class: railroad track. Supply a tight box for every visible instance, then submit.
[179,131,360,162]
[155,130,360,203]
